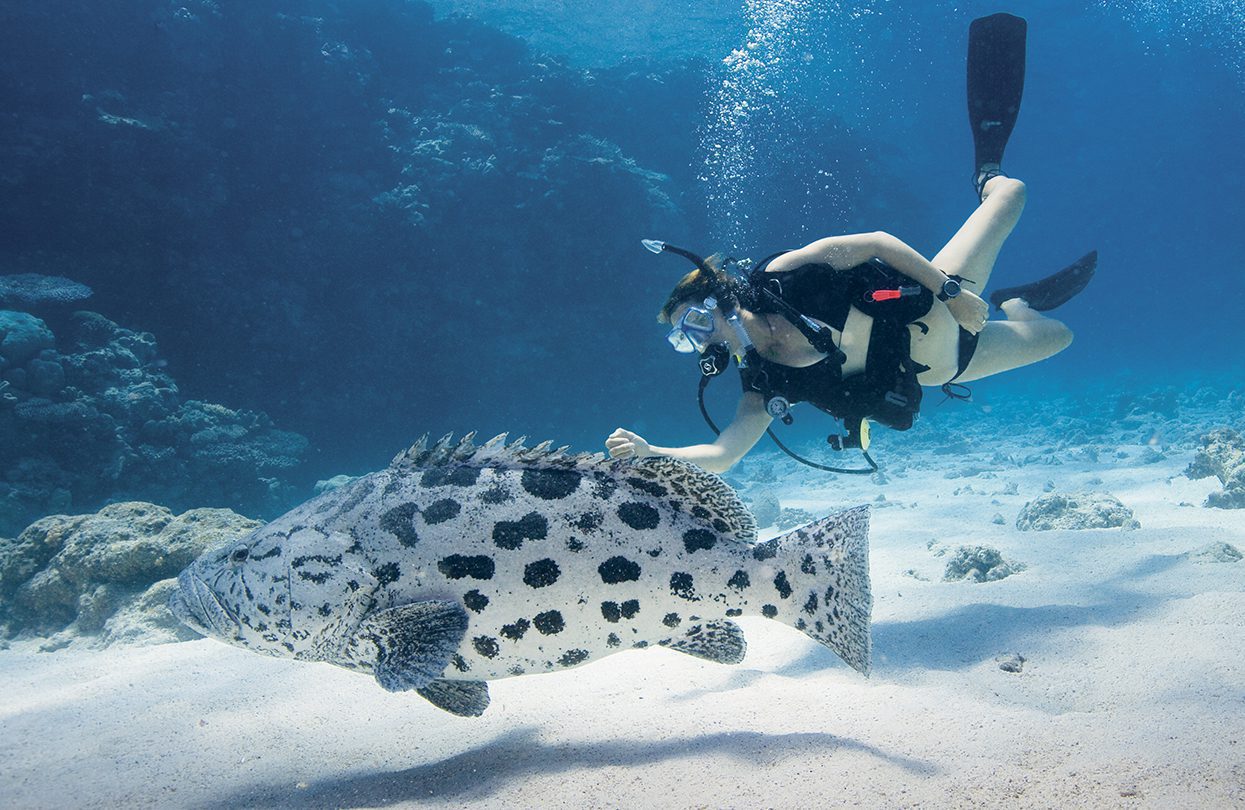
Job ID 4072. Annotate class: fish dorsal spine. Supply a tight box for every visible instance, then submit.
[388,433,757,544]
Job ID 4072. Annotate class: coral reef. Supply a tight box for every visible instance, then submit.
[1015,492,1140,531]
[0,274,92,309]
[0,310,306,535]
[1189,542,1242,564]
[1185,428,1245,508]
[943,546,1025,582]
[0,502,261,645]
[746,491,780,529]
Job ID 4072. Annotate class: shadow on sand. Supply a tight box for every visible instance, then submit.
[213,726,935,808]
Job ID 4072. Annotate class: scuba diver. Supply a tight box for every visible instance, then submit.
[605,13,1096,475]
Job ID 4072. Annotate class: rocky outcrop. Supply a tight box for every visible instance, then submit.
[0,310,306,535]
[1185,428,1245,508]
[0,502,261,645]
[1015,491,1140,531]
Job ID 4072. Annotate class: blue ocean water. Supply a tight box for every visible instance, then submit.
[1,0,1242,519]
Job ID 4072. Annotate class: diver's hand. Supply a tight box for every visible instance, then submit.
[606,428,654,460]
[946,290,989,335]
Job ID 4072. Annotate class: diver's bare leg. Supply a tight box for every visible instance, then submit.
[954,299,1073,382]
[929,176,1026,293]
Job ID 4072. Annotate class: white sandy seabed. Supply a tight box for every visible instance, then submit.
[2,425,1244,809]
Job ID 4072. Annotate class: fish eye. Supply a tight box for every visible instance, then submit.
[229,546,249,564]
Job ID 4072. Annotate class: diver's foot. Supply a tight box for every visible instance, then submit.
[989,250,1098,312]
[999,297,1042,321]
[973,163,1005,202]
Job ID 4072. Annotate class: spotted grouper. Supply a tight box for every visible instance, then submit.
[169,433,872,716]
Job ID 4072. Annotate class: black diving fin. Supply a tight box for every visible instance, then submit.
[989,251,1098,312]
[968,13,1027,179]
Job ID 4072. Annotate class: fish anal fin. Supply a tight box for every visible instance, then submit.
[416,679,490,717]
[357,600,469,692]
[660,620,746,664]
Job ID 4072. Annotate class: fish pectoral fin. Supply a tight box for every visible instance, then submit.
[357,600,469,692]
[416,679,490,717]
[659,620,746,664]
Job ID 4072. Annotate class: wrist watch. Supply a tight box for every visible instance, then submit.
[937,276,962,302]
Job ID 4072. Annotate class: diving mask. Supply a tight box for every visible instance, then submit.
[667,305,717,354]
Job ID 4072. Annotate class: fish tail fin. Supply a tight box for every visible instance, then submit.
[760,505,872,675]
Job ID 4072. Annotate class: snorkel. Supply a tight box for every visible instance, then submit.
[643,239,756,366]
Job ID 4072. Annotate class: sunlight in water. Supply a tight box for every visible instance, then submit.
[699,0,813,253]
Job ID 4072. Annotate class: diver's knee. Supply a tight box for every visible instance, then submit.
[989,177,1026,209]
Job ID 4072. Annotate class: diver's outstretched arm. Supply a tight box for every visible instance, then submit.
[606,392,771,474]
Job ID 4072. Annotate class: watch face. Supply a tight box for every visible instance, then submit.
[943,278,961,298]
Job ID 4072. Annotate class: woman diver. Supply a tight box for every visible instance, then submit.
[604,13,1095,474]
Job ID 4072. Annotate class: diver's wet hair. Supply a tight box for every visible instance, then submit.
[657,255,752,323]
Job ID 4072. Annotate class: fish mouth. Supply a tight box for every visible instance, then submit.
[168,569,241,640]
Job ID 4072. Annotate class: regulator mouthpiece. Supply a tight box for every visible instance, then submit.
[642,239,666,254]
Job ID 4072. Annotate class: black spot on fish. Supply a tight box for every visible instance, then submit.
[380,503,420,547]
[317,603,333,617]
[800,554,817,575]
[626,476,668,497]
[373,562,401,586]
[682,528,716,553]
[574,511,603,532]
[438,554,495,580]
[422,498,461,525]
[480,483,512,504]
[252,546,282,561]
[283,642,295,653]
[533,610,564,635]
[633,640,649,649]
[500,618,530,641]
[509,665,526,676]
[422,466,481,488]
[803,592,819,615]
[521,468,582,500]
[691,505,711,520]
[297,570,332,584]
[452,654,470,673]
[727,570,750,590]
[601,601,622,623]
[257,603,270,616]
[463,590,489,613]
[712,518,730,533]
[523,558,561,588]
[670,572,697,601]
[620,599,639,619]
[774,571,793,599]
[291,554,342,569]
[815,620,824,634]
[824,585,836,604]
[346,579,360,592]
[592,473,618,500]
[472,636,500,658]
[796,618,807,631]
[762,604,778,618]
[559,649,589,667]
[617,501,660,530]
[598,556,641,584]
[726,608,742,617]
[566,537,585,553]
[606,633,621,648]
[662,612,682,628]
[493,512,548,550]
[752,539,778,561]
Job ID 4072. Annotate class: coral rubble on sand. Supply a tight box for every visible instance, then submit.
[1185,428,1245,508]
[0,502,260,647]
[943,545,1025,582]
[1015,491,1140,531]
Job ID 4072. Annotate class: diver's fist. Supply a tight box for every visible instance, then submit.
[946,290,989,335]
[606,428,653,459]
